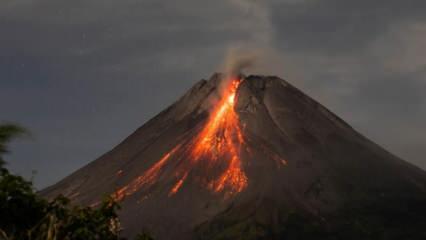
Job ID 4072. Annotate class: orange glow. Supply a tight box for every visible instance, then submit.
[112,78,254,200]
[168,172,188,196]
[190,79,248,195]
[113,144,182,201]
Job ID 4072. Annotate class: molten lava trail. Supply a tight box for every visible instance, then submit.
[113,78,248,200]
[190,79,247,195]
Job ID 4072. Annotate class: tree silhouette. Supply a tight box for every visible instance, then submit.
[0,123,153,240]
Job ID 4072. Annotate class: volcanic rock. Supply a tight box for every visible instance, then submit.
[42,74,426,240]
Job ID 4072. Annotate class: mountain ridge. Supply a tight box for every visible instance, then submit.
[42,73,426,239]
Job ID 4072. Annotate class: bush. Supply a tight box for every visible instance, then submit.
[0,123,153,240]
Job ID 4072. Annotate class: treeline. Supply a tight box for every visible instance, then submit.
[0,124,152,240]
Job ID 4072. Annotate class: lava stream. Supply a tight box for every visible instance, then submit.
[190,79,247,195]
[113,78,248,200]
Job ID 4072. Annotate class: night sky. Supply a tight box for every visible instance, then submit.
[1,0,425,188]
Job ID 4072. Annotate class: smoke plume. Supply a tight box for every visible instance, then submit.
[223,47,257,77]
[220,0,281,77]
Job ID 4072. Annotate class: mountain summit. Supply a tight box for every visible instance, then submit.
[43,74,426,239]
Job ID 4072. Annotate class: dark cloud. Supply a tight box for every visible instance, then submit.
[268,0,426,171]
[1,0,425,188]
[271,0,426,55]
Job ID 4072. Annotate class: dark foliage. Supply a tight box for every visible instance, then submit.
[0,124,27,167]
[0,123,153,240]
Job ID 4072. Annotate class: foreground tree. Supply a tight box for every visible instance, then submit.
[0,124,27,167]
[0,123,151,240]
[0,124,45,239]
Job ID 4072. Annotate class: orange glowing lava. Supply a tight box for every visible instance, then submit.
[190,79,247,195]
[113,78,249,200]
[168,172,188,196]
[113,144,182,201]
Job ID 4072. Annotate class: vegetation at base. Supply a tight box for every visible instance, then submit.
[0,123,153,240]
[0,124,28,167]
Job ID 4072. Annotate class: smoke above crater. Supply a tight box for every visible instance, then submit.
[222,47,257,77]
[220,0,283,77]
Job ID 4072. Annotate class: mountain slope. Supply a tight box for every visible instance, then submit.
[42,74,426,239]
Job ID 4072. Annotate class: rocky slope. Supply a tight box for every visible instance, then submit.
[42,74,426,239]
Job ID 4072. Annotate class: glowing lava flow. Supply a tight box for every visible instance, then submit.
[190,79,247,195]
[113,78,248,200]
[113,144,182,201]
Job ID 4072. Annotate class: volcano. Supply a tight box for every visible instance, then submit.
[43,74,426,239]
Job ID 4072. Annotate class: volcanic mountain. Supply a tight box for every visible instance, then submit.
[43,74,426,239]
